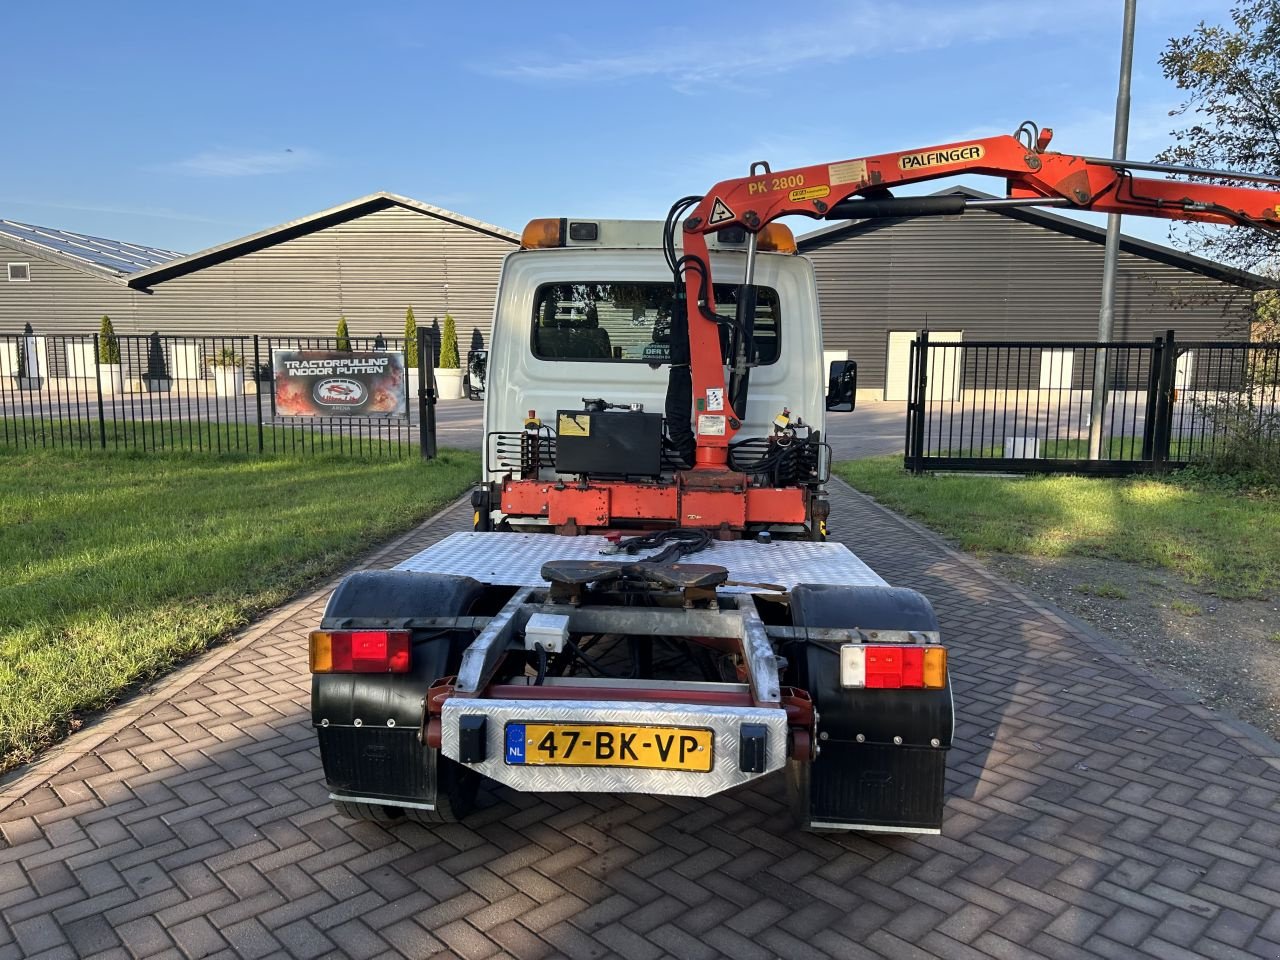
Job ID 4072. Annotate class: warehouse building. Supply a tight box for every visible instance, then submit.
[2,194,518,355]
[126,193,519,351]
[0,219,180,330]
[799,188,1267,401]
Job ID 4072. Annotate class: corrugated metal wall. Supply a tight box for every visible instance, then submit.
[131,206,515,349]
[0,241,141,332]
[3,206,516,351]
[802,210,1254,391]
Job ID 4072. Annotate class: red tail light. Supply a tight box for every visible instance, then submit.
[840,645,946,689]
[310,630,411,673]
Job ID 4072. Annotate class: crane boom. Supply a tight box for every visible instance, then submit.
[676,125,1280,465]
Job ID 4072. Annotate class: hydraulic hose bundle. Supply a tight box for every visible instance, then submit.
[728,423,822,487]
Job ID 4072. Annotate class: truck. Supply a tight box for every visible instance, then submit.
[310,124,1280,833]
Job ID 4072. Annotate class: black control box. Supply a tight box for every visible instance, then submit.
[554,409,663,477]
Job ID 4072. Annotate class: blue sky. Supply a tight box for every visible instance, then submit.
[1,0,1242,255]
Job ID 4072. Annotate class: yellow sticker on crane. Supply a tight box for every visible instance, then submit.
[558,413,590,437]
[789,185,830,203]
[898,144,985,170]
[828,160,868,186]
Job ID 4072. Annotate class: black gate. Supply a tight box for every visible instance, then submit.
[904,330,1280,475]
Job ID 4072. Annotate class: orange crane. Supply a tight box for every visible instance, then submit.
[499,123,1280,538]
[677,122,1280,459]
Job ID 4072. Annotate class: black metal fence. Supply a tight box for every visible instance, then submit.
[905,330,1280,474]
[0,329,444,458]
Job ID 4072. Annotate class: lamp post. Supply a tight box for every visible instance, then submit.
[1089,0,1138,460]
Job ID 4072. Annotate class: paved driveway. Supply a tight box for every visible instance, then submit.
[3,482,1279,959]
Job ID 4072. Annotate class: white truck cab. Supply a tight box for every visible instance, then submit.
[482,220,828,489]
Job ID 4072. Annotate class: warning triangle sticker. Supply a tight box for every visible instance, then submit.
[708,197,736,225]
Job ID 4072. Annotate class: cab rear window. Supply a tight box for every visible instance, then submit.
[530,281,780,364]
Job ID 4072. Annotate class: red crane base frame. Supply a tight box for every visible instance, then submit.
[499,475,809,534]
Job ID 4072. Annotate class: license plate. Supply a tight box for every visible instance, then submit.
[504,723,713,772]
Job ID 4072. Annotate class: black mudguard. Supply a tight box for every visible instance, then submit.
[311,571,484,807]
[788,583,954,833]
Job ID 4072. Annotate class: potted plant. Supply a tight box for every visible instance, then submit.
[434,313,464,400]
[98,315,124,394]
[210,346,244,397]
[144,331,171,392]
[336,316,352,351]
[403,307,419,399]
[16,323,44,391]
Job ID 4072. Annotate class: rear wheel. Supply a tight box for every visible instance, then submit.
[332,799,405,824]
[315,571,487,825]
[787,584,952,833]
[403,757,479,824]
[331,754,478,825]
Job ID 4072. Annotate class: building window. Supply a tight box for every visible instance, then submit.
[7,263,30,282]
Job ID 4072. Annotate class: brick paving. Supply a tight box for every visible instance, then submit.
[3,480,1280,959]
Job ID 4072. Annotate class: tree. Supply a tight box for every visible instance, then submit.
[439,314,460,368]
[403,307,418,363]
[1158,1,1280,274]
[145,332,169,379]
[99,315,121,364]
[335,316,351,351]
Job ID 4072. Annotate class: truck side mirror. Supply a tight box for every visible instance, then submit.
[466,349,488,400]
[826,359,857,412]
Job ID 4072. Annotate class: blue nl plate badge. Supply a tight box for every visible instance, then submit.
[505,724,526,764]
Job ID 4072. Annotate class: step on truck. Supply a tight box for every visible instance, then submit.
[310,124,1280,832]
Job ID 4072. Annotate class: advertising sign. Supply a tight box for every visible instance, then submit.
[271,349,408,418]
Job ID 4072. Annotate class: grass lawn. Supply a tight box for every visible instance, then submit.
[834,457,1279,600]
[2,417,413,459]
[0,446,478,773]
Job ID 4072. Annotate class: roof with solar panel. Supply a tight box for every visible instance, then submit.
[0,219,183,281]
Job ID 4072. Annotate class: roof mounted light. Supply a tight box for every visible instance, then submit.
[756,223,797,254]
[521,218,565,249]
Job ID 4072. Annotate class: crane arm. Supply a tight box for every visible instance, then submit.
[677,126,1280,467]
[683,128,1280,238]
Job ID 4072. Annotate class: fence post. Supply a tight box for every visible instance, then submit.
[908,330,929,474]
[1161,329,1179,466]
[417,325,437,460]
[906,337,916,473]
[1140,333,1162,462]
[253,336,264,454]
[93,333,107,450]
[1151,329,1178,469]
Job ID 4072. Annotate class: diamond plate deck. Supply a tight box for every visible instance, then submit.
[395,531,887,592]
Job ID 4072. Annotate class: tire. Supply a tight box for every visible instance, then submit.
[404,757,480,824]
[330,757,478,825]
[332,799,405,824]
